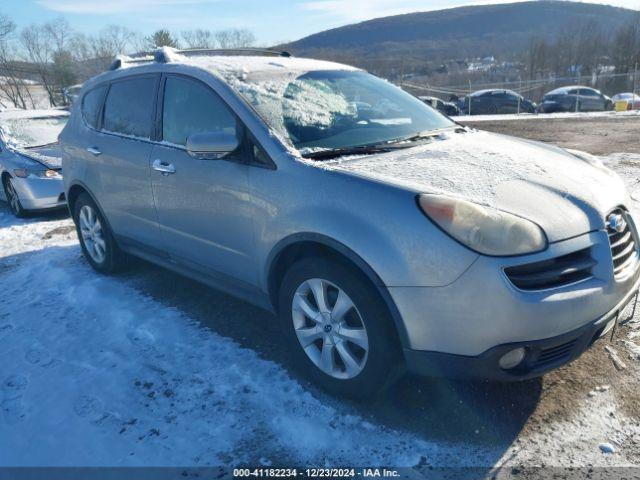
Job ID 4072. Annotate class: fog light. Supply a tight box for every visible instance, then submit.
[499,347,526,370]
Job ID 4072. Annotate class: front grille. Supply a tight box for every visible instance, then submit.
[534,339,578,368]
[504,248,595,291]
[607,208,639,278]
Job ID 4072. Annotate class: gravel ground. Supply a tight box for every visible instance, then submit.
[458,115,640,156]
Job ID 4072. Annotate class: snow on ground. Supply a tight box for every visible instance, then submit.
[0,208,494,467]
[452,110,640,122]
[1,153,640,468]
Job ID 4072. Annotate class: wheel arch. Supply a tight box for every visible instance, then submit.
[266,233,410,348]
[66,181,116,238]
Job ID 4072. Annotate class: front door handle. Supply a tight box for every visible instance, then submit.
[86,146,101,156]
[152,159,176,175]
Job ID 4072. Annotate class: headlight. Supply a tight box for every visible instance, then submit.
[13,168,60,179]
[417,194,547,256]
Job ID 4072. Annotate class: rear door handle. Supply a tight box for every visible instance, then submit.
[152,159,176,175]
[86,146,101,156]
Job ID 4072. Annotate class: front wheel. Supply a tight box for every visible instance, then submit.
[74,193,126,274]
[3,176,26,218]
[279,257,403,399]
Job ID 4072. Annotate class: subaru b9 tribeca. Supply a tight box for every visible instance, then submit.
[59,48,640,398]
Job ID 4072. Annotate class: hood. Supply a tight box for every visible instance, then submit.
[14,144,63,170]
[320,130,626,243]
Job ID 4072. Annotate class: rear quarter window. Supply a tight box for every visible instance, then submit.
[103,76,157,139]
[81,86,107,129]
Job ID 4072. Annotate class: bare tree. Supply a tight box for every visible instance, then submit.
[20,25,57,105]
[70,26,136,79]
[613,15,640,74]
[0,11,13,40]
[181,29,215,49]
[215,29,256,49]
[0,13,35,109]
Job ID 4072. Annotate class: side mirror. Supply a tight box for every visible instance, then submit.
[186,131,239,160]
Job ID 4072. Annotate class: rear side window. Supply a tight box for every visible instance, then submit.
[103,77,156,139]
[579,89,599,97]
[81,86,106,129]
[162,76,237,146]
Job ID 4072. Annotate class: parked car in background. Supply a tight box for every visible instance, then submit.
[62,84,83,106]
[0,109,68,217]
[460,89,536,115]
[539,86,613,113]
[418,96,460,116]
[61,48,640,398]
[611,92,640,110]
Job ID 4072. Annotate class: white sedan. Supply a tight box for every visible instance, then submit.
[612,92,640,110]
[0,109,68,217]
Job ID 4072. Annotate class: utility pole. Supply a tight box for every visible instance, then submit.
[575,72,581,113]
[518,76,522,114]
[634,62,638,106]
[468,80,472,115]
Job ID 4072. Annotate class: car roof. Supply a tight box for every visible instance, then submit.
[0,108,69,121]
[469,89,520,97]
[106,47,358,80]
[546,85,598,95]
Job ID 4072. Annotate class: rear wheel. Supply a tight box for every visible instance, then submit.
[279,257,403,399]
[3,176,26,218]
[74,193,126,274]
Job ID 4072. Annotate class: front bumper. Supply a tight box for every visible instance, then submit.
[404,276,639,381]
[390,229,640,380]
[11,175,65,210]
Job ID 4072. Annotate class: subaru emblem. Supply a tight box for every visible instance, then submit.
[607,213,627,233]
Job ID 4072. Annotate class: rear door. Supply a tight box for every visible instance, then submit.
[149,74,257,285]
[93,75,162,251]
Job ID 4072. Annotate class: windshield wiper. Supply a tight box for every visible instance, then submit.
[384,126,463,146]
[301,144,397,160]
[301,127,466,161]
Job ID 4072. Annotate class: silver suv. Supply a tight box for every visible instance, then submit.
[60,48,640,398]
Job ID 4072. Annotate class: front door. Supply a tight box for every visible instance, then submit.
[150,75,257,285]
[90,75,161,249]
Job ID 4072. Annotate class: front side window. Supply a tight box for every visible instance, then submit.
[82,86,106,129]
[103,77,156,139]
[162,76,237,146]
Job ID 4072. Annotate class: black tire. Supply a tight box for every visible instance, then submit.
[73,192,126,274]
[3,175,27,218]
[487,104,499,115]
[279,257,404,399]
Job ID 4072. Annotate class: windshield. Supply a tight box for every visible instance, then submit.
[233,70,454,155]
[0,116,68,148]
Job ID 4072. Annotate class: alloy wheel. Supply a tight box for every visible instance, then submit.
[79,205,106,264]
[291,278,369,379]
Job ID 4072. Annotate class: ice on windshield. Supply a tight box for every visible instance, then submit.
[283,79,353,129]
[0,116,68,148]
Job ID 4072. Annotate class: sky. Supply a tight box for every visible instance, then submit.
[3,0,640,45]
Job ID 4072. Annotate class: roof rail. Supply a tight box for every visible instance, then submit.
[109,47,291,70]
[177,48,291,58]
